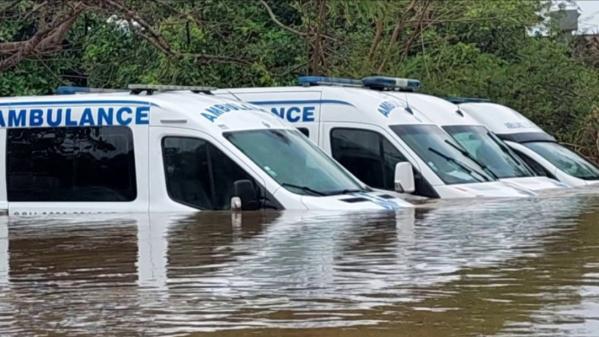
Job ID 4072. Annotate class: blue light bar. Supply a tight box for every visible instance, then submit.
[56,86,91,95]
[56,86,124,95]
[298,76,362,87]
[445,96,490,104]
[362,76,421,91]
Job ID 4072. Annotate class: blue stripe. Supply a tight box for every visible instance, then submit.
[0,100,158,107]
[249,99,353,107]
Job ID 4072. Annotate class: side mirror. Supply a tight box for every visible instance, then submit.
[231,179,260,211]
[394,162,415,194]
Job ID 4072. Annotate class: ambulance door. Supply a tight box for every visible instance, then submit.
[321,120,424,191]
[149,127,269,212]
[230,91,323,144]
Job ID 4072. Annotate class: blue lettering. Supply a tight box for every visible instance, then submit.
[215,104,230,112]
[65,108,77,126]
[47,108,62,127]
[286,107,302,123]
[8,109,26,127]
[201,112,217,122]
[378,101,395,117]
[116,107,133,125]
[303,106,315,122]
[135,106,150,125]
[29,109,44,126]
[79,108,95,126]
[98,107,113,125]
[0,111,4,127]
[271,107,285,119]
[223,103,239,111]
[206,106,224,116]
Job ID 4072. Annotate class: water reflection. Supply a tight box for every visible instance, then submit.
[0,191,598,336]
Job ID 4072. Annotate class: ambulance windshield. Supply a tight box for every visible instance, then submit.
[524,142,599,180]
[391,124,493,184]
[225,129,366,196]
[443,125,534,178]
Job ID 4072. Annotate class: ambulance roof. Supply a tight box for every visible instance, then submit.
[398,92,484,127]
[0,91,289,133]
[217,86,434,126]
[459,102,546,135]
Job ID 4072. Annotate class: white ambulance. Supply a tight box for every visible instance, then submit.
[458,101,599,187]
[215,77,534,199]
[387,92,565,191]
[0,85,412,215]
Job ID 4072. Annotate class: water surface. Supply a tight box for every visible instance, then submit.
[1,190,599,336]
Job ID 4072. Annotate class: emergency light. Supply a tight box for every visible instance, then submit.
[445,96,490,104]
[297,76,421,92]
[128,84,216,94]
[361,76,421,92]
[298,76,362,87]
[56,86,122,95]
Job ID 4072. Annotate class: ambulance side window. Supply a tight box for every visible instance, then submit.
[162,137,260,210]
[6,127,136,201]
[330,128,406,190]
[297,128,310,137]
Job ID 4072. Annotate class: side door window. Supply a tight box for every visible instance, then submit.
[162,137,276,210]
[330,128,406,190]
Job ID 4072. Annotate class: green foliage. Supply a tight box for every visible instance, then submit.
[1,0,598,159]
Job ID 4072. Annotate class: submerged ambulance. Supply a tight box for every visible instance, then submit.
[0,85,411,215]
[386,92,565,191]
[215,77,533,199]
[457,102,599,187]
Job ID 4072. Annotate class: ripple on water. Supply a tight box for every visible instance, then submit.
[0,191,598,336]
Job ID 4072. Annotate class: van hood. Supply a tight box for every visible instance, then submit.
[435,181,535,199]
[500,176,567,192]
[301,191,413,211]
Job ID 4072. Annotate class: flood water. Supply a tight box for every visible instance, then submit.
[1,190,599,336]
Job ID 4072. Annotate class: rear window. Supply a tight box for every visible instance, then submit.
[6,127,137,201]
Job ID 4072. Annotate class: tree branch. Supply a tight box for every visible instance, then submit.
[0,2,85,71]
[259,0,308,37]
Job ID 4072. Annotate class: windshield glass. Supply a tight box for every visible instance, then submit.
[390,124,493,185]
[225,129,366,196]
[524,142,599,180]
[444,125,534,178]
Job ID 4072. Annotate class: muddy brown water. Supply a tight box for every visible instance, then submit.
[1,190,599,336]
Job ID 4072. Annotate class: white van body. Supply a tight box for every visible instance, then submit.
[460,102,599,188]
[389,93,565,192]
[0,90,411,215]
[214,86,534,199]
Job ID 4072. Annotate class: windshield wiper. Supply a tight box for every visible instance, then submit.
[428,147,489,182]
[488,132,532,173]
[324,188,365,196]
[444,139,499,180]
[281,183,326,196]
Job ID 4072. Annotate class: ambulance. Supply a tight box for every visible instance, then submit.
[386,92,565,191]
[457,101,599,187]
[214,77,534,199]
[0,85,412,215]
